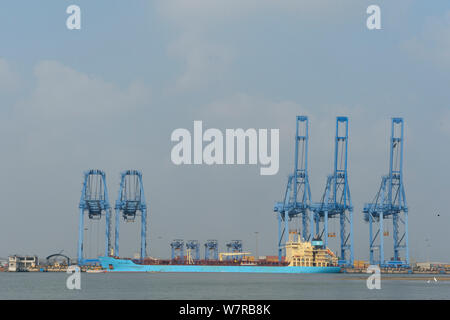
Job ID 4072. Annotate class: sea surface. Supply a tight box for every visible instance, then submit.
[0,272,449,300]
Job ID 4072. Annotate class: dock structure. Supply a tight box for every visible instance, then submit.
[204,240,218,260]
[363,118,409,268]
[70,118,412,271]
[171,239,184,261]
[186,240,200,262]
[274,116,312,262]
[114,170,148,260]
[78,170,112,265]
[275,116,354,267]
[311,117,354,267]
[226,240,243,261]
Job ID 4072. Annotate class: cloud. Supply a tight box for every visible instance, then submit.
[168,33,235,91]
[157,0,359,93]
[17,60,150,119]
[8,60,153,169]
[402,11,450,69]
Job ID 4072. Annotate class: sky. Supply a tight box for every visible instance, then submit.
[0,0,449,263]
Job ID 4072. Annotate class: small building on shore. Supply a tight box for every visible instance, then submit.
[8,255,38,272]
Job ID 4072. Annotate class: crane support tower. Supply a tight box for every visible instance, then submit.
[226,240,243,261]
[186,240,200,261]
[274,116,312,261]
[114,170,148,259]
[204,240,218,260]
[311,117,354,266]
[171,239,184,261]
[363,118,409,268]
[78,169,112,265]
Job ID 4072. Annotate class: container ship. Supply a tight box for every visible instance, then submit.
[98,233,340,273]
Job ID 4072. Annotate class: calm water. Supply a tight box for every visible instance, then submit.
[0,272,449,300]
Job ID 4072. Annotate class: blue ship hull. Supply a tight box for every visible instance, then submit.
[98,257,341,274]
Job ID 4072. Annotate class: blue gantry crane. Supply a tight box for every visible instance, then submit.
[171,239,184,261]
[226,240,243,261]
[311,117,354,266]
[274,116,312,261]
[78,169,112,265]
[186,240,200,261]
[204,240,218,260]
[114,170,148,259]
[363,118,409,268]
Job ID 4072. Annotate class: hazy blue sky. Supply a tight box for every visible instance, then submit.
[0,0,449,263]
